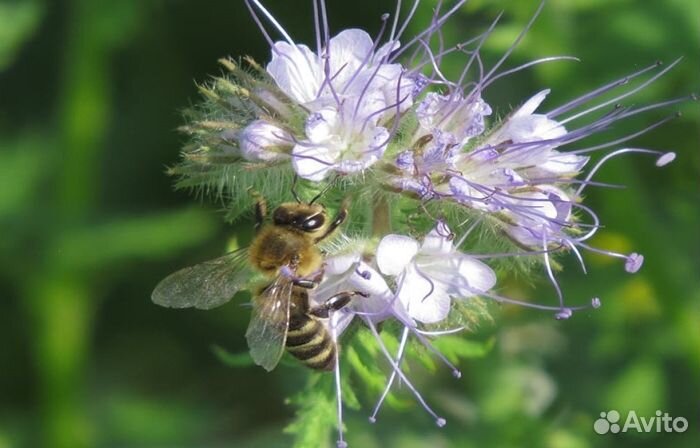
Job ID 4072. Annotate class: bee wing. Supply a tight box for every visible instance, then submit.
[245,274,294,371]
[151,247,252,310]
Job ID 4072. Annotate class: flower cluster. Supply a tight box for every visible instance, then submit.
[167,0,691,446]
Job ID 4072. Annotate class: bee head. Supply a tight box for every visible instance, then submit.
[273,202,329,236]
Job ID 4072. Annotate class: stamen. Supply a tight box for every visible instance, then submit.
[389,0,403,43]
[415,326,465,336]
[313,0,322,55]
[558,58,682,125]
[576,148,674,197]
[249,0,296,46]
[568,114,679,156]
[393,0,422,47]
[480,0,545,87]
[365,319,446,427]
[457,12,503,97]
[391,0,468,62]
[244,0,275,48]
[342,12,391,96]
[370,326,410,423]
[319,0,330,48]
[482,56,580,89]
[332,322,346,448]
[542,233,565,310]
[547,60,663,118]
[409,328,462,378]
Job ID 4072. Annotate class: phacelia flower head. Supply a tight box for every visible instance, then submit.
[162,1,692,447]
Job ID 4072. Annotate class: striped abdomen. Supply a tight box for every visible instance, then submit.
[286,312,336,371]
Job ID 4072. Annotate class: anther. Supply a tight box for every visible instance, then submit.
[625,253,644,273]
[655,152,676,167]
[591,297,602,309]
[555,308,573,320]
[436,418,447,427]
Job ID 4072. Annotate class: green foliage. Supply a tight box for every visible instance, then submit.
[211,344,255,367]
[0,0,44,70]
[285,374,337,448]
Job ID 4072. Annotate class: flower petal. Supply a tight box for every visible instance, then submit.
[420,221,454,254]
[237,120,290,161]
[324,252,361,276]
[266,42,322,104]
[376,234,419,276]
[327,29,374,86]
[453,255,497,294]
[397,265,451,324]
[513,89,550,117]
[291,143,335,181]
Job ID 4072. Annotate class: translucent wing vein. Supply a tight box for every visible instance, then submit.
[151,248,251,310]
[245,275,293,371]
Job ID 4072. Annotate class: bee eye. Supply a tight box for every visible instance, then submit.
[301,216,324,231]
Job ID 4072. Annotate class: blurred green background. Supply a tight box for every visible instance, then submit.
[0,0,698,447]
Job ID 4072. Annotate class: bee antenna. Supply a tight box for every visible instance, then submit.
[291,175,302,203]
[309,176,338,204]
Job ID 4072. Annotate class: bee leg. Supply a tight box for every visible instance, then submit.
[247,188,267,231]
[309,290,368,318]
[293,278,318,289]
[314,200,348,243]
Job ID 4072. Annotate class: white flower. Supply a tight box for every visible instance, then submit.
[267,29,413,117]
[236,120,291,161]
[502,185,573,247]
[376,223,497,324]
[484,90,588,177]
[292,105,389,181]
[311,252,404,336]
[416,92,492,146]
[489,90,567,144]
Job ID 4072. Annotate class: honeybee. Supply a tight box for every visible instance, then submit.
[152,190,364,371]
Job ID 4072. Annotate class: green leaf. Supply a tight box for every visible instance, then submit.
[0,0,44,71]
[285,375,336,448]
[50,207,219,271]
[211,345,254,368]
[0,134,48,218]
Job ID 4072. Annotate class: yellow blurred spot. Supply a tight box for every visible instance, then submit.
[587,232,632,267]
[546,428,589,448]
[0,433,10,448]
[619,277,661,320]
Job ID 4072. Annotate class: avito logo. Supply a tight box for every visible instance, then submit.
[594,410,688,434]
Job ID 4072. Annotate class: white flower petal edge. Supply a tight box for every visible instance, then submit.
[377,223,497,324]
[376,235,420,276]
